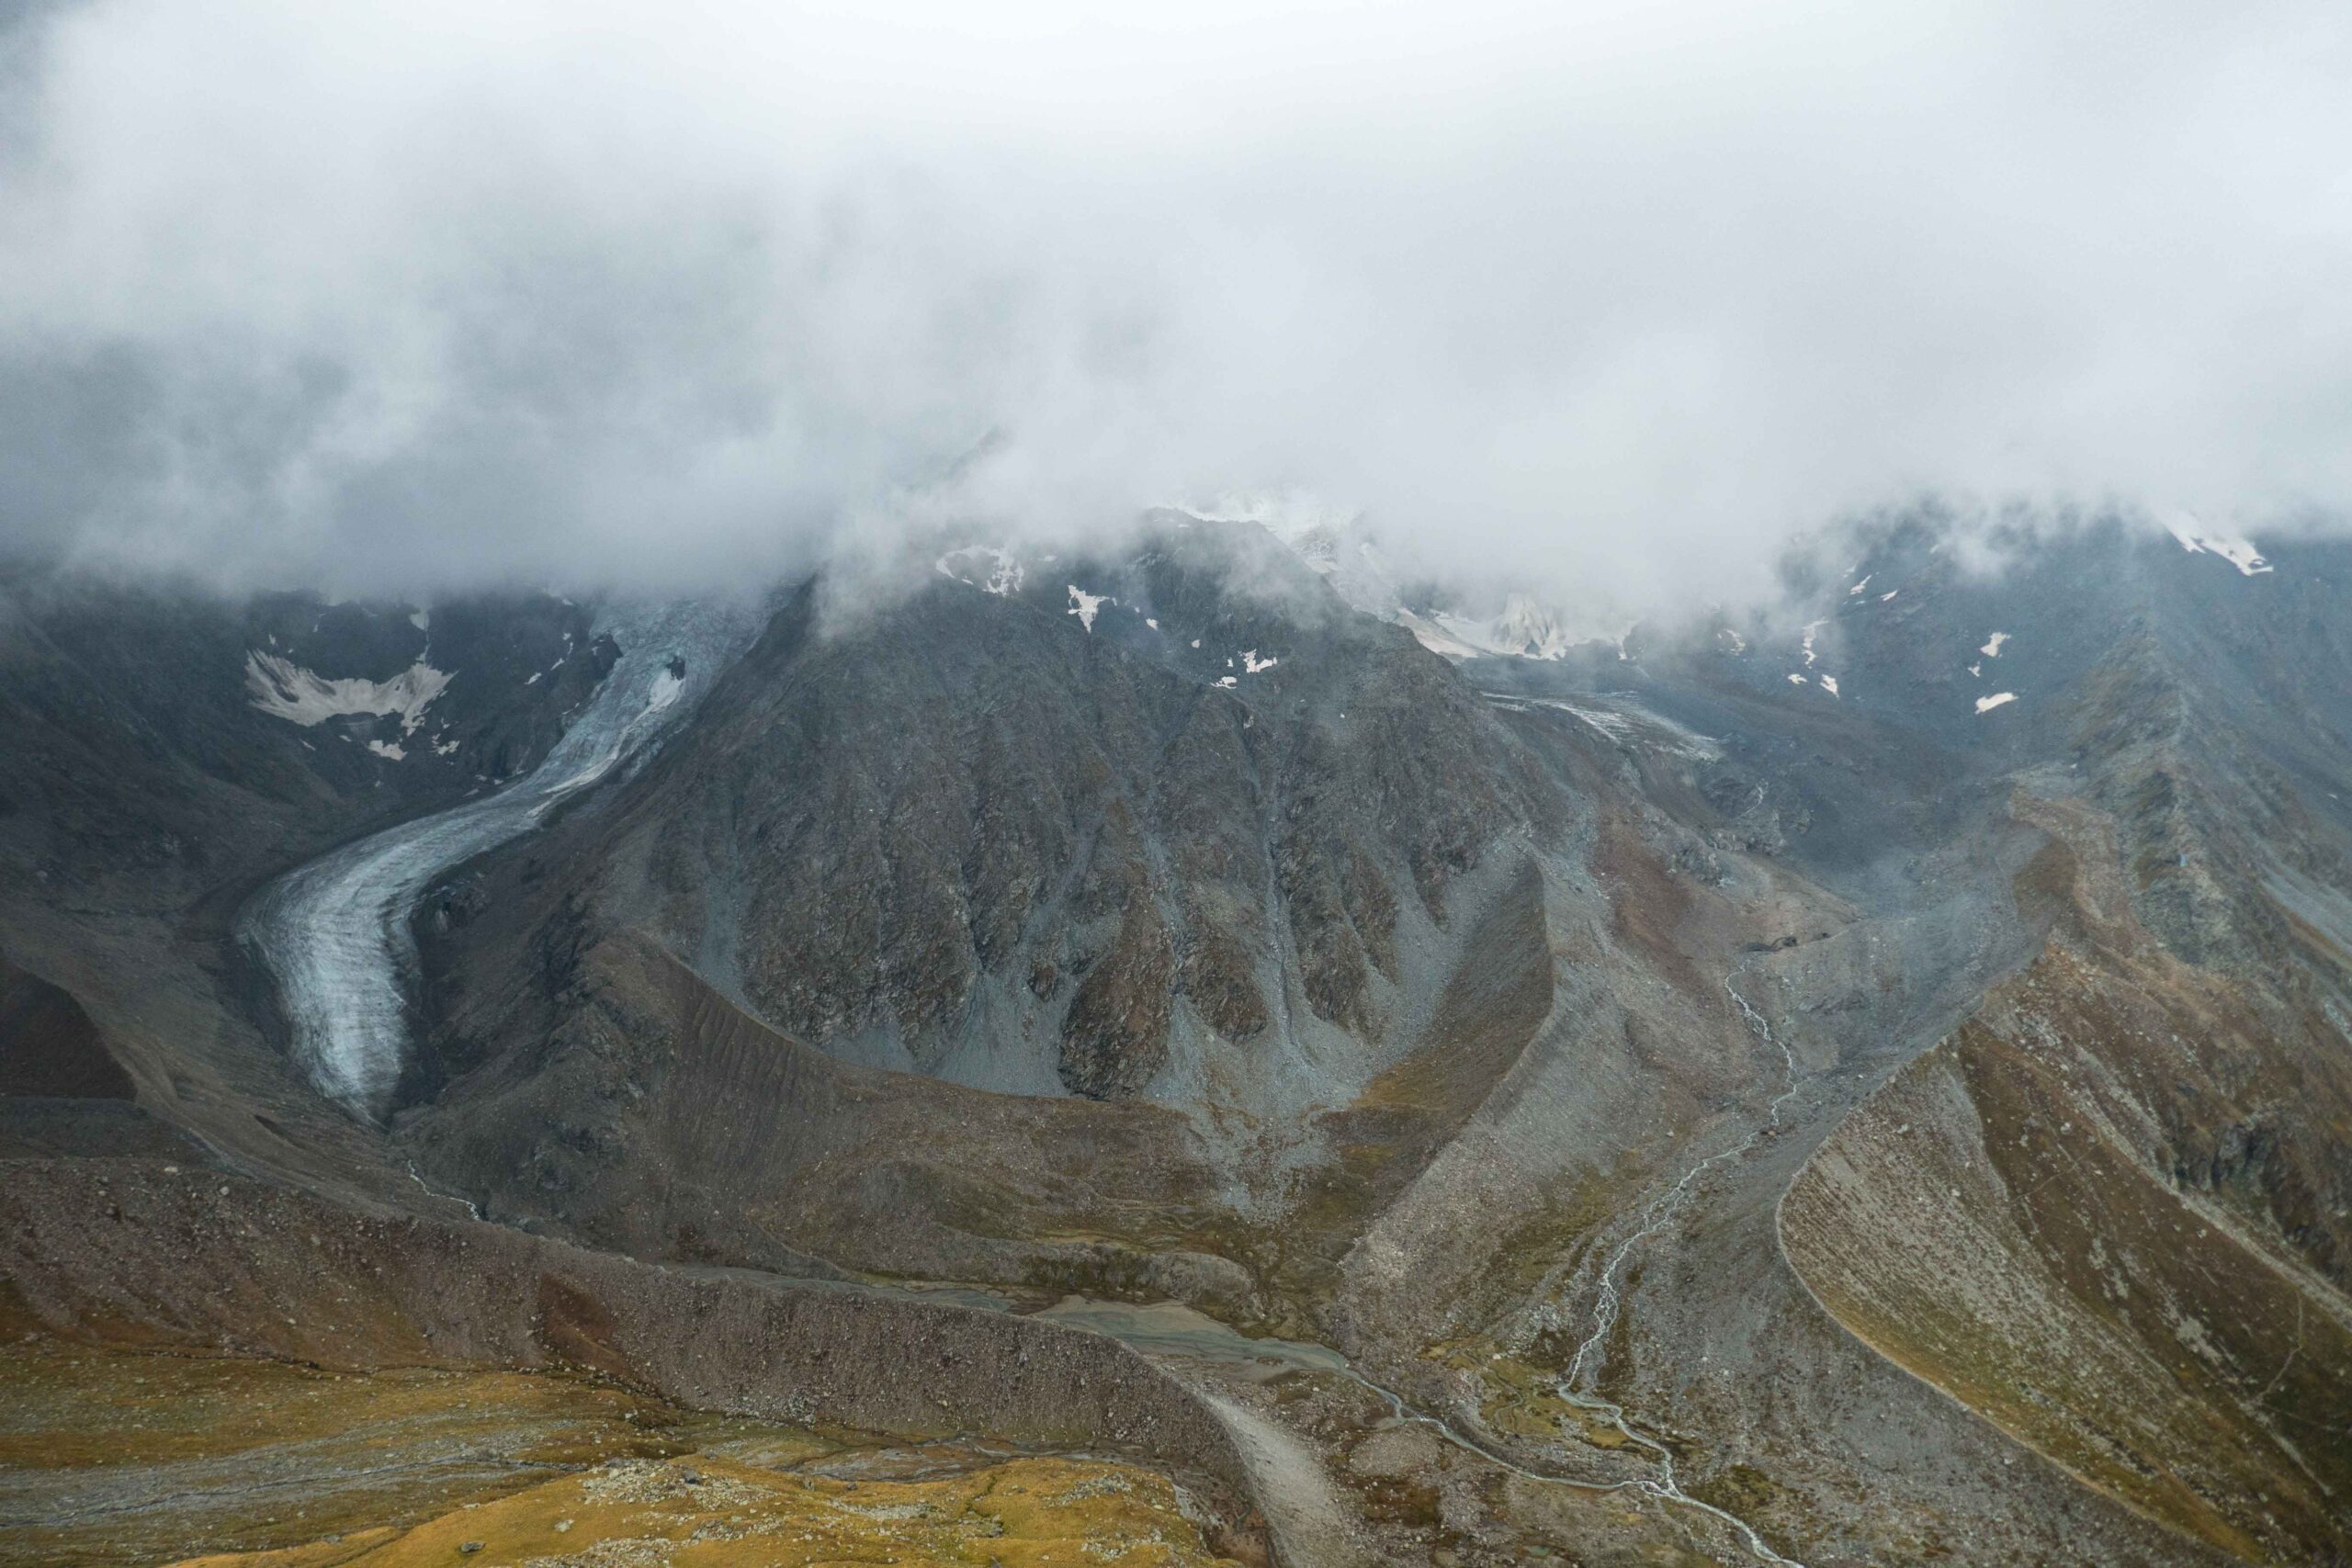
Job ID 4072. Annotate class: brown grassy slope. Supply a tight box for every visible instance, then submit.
[0,1156,1267,1552]
[163,1454,1242,1568]
[1782,795,2352,1564]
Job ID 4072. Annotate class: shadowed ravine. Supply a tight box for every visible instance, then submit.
[239,598,765,1118]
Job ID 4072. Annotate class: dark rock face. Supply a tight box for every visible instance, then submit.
[0,570,610,909]
[0,957,125,1100]
[456,522,1564,1102]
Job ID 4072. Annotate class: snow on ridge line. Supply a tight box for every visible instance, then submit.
[1179,496,1638,664]
[245,650,451,735]
[2165,511,2273,575]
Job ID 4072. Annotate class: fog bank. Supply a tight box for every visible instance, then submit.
[3,1,2348,610]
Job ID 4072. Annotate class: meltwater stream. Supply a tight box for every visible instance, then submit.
[240,598,764,1120]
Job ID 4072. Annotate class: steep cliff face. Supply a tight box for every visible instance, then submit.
[403,524,1572,1111]
[615,522,1565,1102]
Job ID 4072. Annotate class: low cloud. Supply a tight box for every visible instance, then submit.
[3,0,2348,611]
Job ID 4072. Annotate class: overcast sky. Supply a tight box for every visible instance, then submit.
[2,0,2348,607]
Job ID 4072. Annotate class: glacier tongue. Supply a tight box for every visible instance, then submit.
[239,598,764,1119]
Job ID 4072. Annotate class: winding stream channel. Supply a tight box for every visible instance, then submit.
[239,598,764,1119]
[720,971,1812,1567]
[1049,973,1810,1565]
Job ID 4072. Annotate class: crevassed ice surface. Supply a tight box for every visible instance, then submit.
[240,598,764,1119]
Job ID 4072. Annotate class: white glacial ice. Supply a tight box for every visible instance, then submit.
[239,600,763,1119]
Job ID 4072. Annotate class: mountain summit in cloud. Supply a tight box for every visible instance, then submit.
[4,0,2350,606]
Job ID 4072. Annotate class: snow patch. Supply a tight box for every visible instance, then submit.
[366,739,405,761]
[1800,620,1823,666]
[1979,631,2008,659]
[1403,604,1633,663]
[245,651,452,734]
[936,546,1025,595]
[1215,675,1238,688]
[1067,585,1111,631]
[1879,589,1898,602]
[409,609,429,631]
[1820,675,1839,696]
[2165,511,2272,574]
[1485,693,1723,760]
[1787,672,1807,684]
[1976,692,2018,714]
[1849,575,1871,596]
[1242,649,1278,673]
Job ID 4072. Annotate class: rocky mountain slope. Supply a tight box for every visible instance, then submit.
[3,513,2348,1566]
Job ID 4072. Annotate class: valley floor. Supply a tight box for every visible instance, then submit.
[0,1341,1246,1568]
